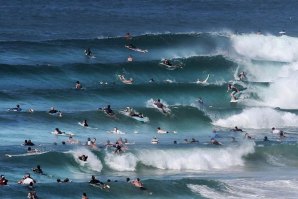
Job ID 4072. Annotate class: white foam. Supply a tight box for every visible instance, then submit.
[257,71,298,109]
[213,107,298,129]
[104,152,137,171]
[136,142,254,171]
[188,179,298,199]
[187,179,298,199]
[71,148,103,172]
[231,34,298,62]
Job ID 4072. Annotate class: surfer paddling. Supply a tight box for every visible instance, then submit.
[154,99,167,114]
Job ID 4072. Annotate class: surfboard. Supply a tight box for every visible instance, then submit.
[230,99,238,103]
[125,45,148,53]
[6,151,49,157]
[90,183,110,190]
[118,75,133,84]
[8,108,22,112]
[108,129,125,135]
[159,62,181,70]
[20,178,35,185]
[119,109,149,122]
[51,132,75,136]
[48,111,62,117]
[196,74,210,84]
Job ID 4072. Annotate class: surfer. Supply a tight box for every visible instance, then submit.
[154,99,167,113]
[18,173,36,184]
[23,140,35,146]
[54,128,64,135]
[103,105,114,115]
[279,131,286,138]
[210,138,221,145]
[78,155,88,161]
[127,55,133,62]
[48,107,58,114]
[157,127,169,134]
[84,48,92,57]
[151,137,159,144]
[82,119,88,127]
[27,147,39,153]
[125,32,132,40]
[10,104,22,112]
[32,165,43,174]
[119,74,133,84]
[232,126,243,132]
[75,81,82,89]
[57,178,70,183]
[238,71,246,80]
[263,136,269,141]
[89,175,109,189]
[82,192,88,199]
[227,83,239,100]
[114,142,123,154]
[27,191,38,199]
[190,138,199,143]
[0,175,8,185]
[131,178,146,190]
[271,127,281,134]
[163,59,172,66]
[89,175,103,185]
[244,133,253,139]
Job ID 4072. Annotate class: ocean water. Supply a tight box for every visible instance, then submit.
[1,1,298,198]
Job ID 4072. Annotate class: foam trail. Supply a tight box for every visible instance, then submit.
[231,34,298,62]
[213,108,298,129]
[71,148,103,172]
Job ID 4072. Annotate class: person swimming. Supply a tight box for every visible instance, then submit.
[163,59,172,66]
[32,165,43,174]
[82,119,88,127]
[54,128,64,135]
[78,155,88,161]
[131,178,146,190]
[0,175,8,186]
[48,107,58,114]
[232,126,243,132]
[104,105,113,115]
[84,48,92,56]
[57,178,70,183]
[75,81,82,89]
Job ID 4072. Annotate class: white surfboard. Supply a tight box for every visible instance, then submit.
[118,75,133,84]
[119,109,149,122]
[230,99,238,103]
[51,132,75,136]
[6,151,49,157]
[125,45,148,53]
[48,111,62,117]
[196,74,209,84]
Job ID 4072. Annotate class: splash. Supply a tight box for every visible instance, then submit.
[213,108,298,129]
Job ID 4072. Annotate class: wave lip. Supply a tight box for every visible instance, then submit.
[231,33,298,62]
